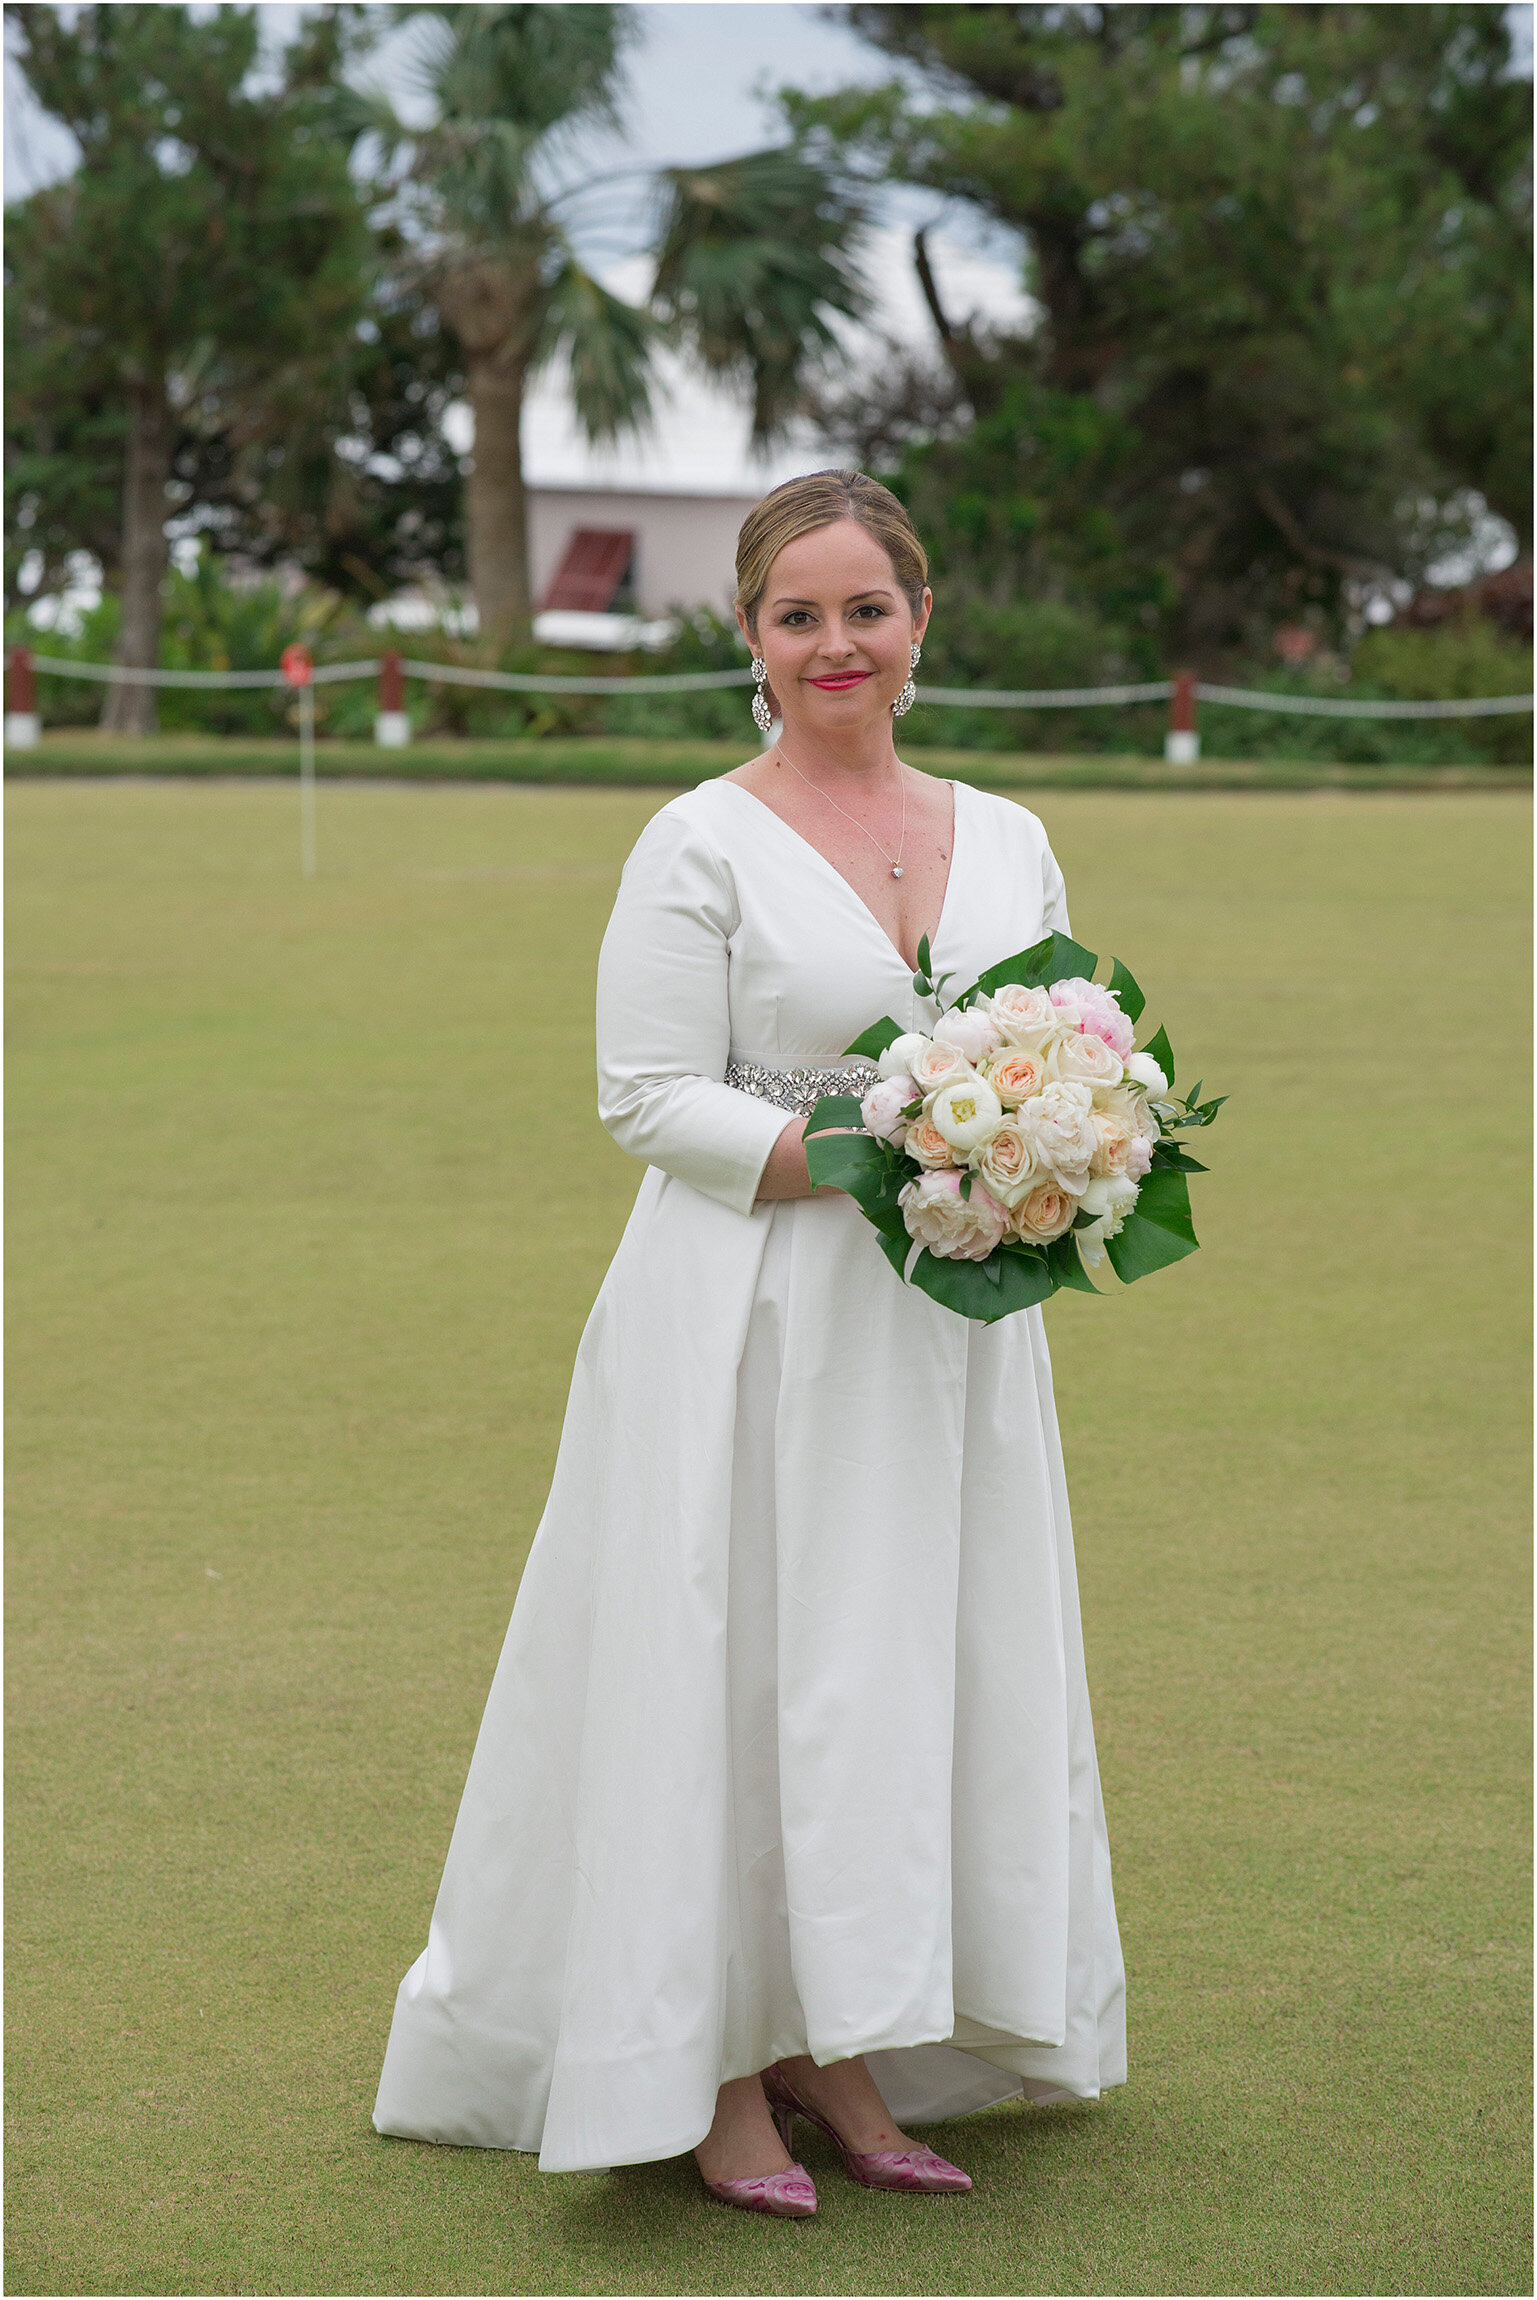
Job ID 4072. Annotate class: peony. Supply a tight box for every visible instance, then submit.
[878,1031,931,1081]
[1050,976,1136,1060]
[933,1005,1002,1065]
[1012,1180,1078,1245]
[1088,1110,1134,1178]
[909,1037,976,1098]
[1125,1050,1170,1100]
[899,1169,1009,1261]
[1047,1030,1125,1091]
[1126,1133,1154,1180]
[1017,1079,1098,1189]
[984,1046,1047,1108]
[930,1076,1005,1156]
[1075,1174,1141,1266]
[861,1075,916,1145]
[970,1119,1040,1208]
[905,1113,957,1169]
[986,982,1059,1048]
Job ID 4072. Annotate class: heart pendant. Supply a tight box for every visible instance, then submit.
[891,865,903,878]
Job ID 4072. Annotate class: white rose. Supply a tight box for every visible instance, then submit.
[898,1169,1009,1261]
[969,1118,1041,1207]
[1047,1031,1124,1090]
[1016,1079,1097,1189]
[1125,1051,1169,1099]
[878,1031,931,1080]
[860,1075,916,1145]
[986,983,1059,1048]
[932,1005,1002,1064]
[908,1038,975,1098]
[930,1076,1005,1156]
[1098,1083,1160,1139]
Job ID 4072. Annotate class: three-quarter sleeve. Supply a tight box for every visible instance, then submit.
[595,805,792,1218]
[1041,836,1071,937]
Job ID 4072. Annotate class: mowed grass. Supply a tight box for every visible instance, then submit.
[6,780,1530,2299]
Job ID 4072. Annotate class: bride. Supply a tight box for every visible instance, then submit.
[374,470,1125,2219]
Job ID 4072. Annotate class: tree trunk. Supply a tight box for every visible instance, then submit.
[101,377,173,736]
[465,351,532,644]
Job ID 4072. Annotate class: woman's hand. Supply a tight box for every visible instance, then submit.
[755,1116,818,1202]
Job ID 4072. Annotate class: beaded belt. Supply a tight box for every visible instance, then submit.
[723,1055,879,1119]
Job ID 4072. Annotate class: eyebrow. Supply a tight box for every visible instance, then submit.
[769,587,898,607]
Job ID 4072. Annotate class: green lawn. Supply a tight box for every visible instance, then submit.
[7,730,1531,791]
[6,780,1530,2298]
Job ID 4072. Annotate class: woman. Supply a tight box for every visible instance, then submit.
[374,471,1125,2218]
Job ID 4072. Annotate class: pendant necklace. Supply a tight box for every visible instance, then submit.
[775,744,908,878]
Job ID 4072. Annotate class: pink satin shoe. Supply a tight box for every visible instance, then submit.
[698,2163,818,2218]
[763,2062,973,2194]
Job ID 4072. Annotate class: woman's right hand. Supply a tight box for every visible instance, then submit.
[755,1116,820,1202]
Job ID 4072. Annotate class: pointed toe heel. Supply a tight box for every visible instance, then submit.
[700,2165,817,2218]
[762,2063,973,2195]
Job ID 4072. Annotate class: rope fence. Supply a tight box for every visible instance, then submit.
[8,642,1527,875]
[7,646,1532,723]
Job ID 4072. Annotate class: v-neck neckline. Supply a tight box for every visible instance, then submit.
[715,774,965,977]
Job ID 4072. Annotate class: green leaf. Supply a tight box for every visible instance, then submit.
[952,930,1099,1009]
[841,1016,904,1061]
[1142,1023,1175,1086]
[1044,1231,1100,1293]
[803,1131,899,1211]
[1150,1142,1208,1173]
[1107,957,1146,1024]
[908,1242,1056,1322]
[804,1093,866,1135]
[1104,1168,1200,1284]
[915,932,932,979]
[1135,1166,1200,1242]
[959,1170,974,1198]
[1186,1079,1203,1107]
[876,1227,913,1279]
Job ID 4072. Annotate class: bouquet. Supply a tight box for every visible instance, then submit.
[804,930,1223,1323]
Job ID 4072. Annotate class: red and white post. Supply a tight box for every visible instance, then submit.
[1165,669,1199,764]
[280,644,316,876]
[375,651,410,748]
[6,644,40,748]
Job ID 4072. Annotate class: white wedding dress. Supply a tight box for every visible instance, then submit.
[374,778,1125,2173]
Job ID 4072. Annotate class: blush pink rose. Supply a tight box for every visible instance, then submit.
[1126,1133,1154,1180]
[1088,1110,1134,1178]
[985,1047,1047,1107]
[909,1038,975,1098]
[1012,1181,1078,1244]
[898,1169,1010,1260]
[905,1113,957,1169]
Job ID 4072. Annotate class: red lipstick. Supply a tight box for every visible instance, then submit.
[808,671,871,690]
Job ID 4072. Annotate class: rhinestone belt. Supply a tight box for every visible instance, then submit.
[723,1055,879,1118]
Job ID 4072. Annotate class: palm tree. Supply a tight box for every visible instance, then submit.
[368,4,869,641]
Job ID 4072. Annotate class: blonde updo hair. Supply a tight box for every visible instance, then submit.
[735,469,928,637]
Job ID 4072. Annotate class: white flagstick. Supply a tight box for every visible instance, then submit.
[299,681,316,877]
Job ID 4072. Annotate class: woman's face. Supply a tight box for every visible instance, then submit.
[739,517,931,735]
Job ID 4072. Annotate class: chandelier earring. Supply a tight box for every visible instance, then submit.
[750,656,774,736]
[892,642,921,718]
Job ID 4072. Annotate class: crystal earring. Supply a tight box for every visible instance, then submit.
[892,642,920,718]
[750,656,773,736]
